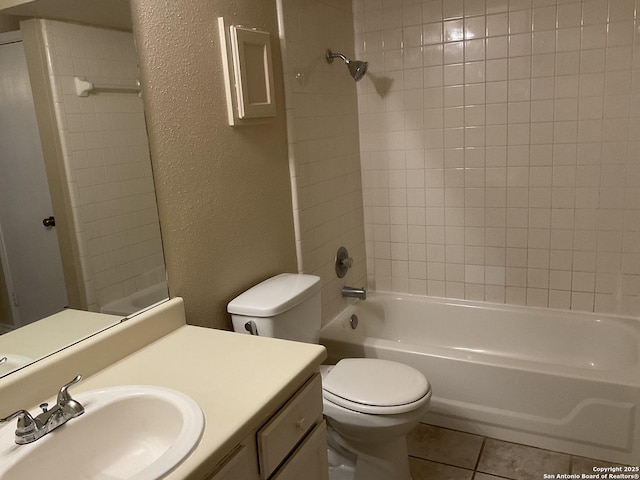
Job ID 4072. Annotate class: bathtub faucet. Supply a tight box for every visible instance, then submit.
[342,286,367,300]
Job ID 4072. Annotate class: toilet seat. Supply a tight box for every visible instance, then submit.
[321,359,432,415]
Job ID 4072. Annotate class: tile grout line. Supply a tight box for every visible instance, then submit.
[474,435,488,474]
[408,454,476,475]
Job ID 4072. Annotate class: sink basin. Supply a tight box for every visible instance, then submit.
[0,354,32,376]
[0,385,205,480]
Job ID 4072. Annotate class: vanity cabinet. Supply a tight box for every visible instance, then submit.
[270,421,328,480]
[205,374,328,480]
[206,443,259,479]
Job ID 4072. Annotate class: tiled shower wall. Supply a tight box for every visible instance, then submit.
[37,20,165,311]
[355,0,640,314]
[278,0,368,324]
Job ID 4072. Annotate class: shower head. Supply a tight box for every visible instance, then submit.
[326,49,368,81]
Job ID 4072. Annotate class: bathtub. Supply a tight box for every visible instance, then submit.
[320,292,640,465]
[99,281,168,316]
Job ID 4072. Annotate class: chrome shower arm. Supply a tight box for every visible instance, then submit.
[326,50,348,64]
[326,49,368,81]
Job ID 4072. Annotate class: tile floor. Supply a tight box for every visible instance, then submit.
[407,423,634,480]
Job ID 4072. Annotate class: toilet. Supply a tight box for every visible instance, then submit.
[227,273,432,480]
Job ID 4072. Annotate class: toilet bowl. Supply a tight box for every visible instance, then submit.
[227,274,431,480]
[320,360,431,480]
[320,360,431,439]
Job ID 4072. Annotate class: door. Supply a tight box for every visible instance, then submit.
[0,34,68,327]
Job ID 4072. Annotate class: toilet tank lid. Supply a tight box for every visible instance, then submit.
[227,273,321,317]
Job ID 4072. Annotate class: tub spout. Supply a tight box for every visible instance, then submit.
[342,286,367,300]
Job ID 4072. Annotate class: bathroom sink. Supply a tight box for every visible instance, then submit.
[0,354,32,376]
[0,385,205,480]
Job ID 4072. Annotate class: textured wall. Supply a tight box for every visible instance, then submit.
[130,0,297,329]
[279,0,368,326]
[355,0,640,315]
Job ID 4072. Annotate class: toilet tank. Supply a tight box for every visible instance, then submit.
[227,274,322,343]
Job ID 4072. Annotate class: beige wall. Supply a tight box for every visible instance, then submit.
[129,0,297,329]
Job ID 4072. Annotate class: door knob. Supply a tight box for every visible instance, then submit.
[42,216,56,227]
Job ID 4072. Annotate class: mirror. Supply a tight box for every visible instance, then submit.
[0,0,167,377]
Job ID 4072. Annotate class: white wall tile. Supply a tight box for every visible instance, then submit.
[354,0,640,314]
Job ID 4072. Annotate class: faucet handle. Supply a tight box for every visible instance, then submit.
[56,375,84,419]
[341,257,354,269]
[57,374,82,405]
[0,410,36,434]
[335,246,354,278]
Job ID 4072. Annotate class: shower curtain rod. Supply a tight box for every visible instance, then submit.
[74,76,140,97]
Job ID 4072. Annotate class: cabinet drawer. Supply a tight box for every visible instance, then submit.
[206,444,257,480]
[271,420,329,480]
[257,374,323,478]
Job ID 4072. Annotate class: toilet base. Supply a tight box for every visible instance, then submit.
[326,424,412,480]
[328,464,355,480]
[327,442,356,480]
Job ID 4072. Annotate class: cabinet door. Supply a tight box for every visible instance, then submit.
[207,444,259,480]
[258,374,323,478]
[271,421,329,480]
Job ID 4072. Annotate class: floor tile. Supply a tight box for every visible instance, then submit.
[571,456,630,474]
[410,457,474,480]
[477,438,571,480]
[474,474,511,480]
[407,423,484,469]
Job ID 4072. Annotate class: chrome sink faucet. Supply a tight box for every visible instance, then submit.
[0,375,84,445]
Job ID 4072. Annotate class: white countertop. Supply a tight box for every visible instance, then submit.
[0,298,326,479]
[66,324,326,479]
[0,309,121,361]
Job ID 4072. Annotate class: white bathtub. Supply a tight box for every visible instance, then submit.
[320,292,640,464]
[99,281,169,316]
